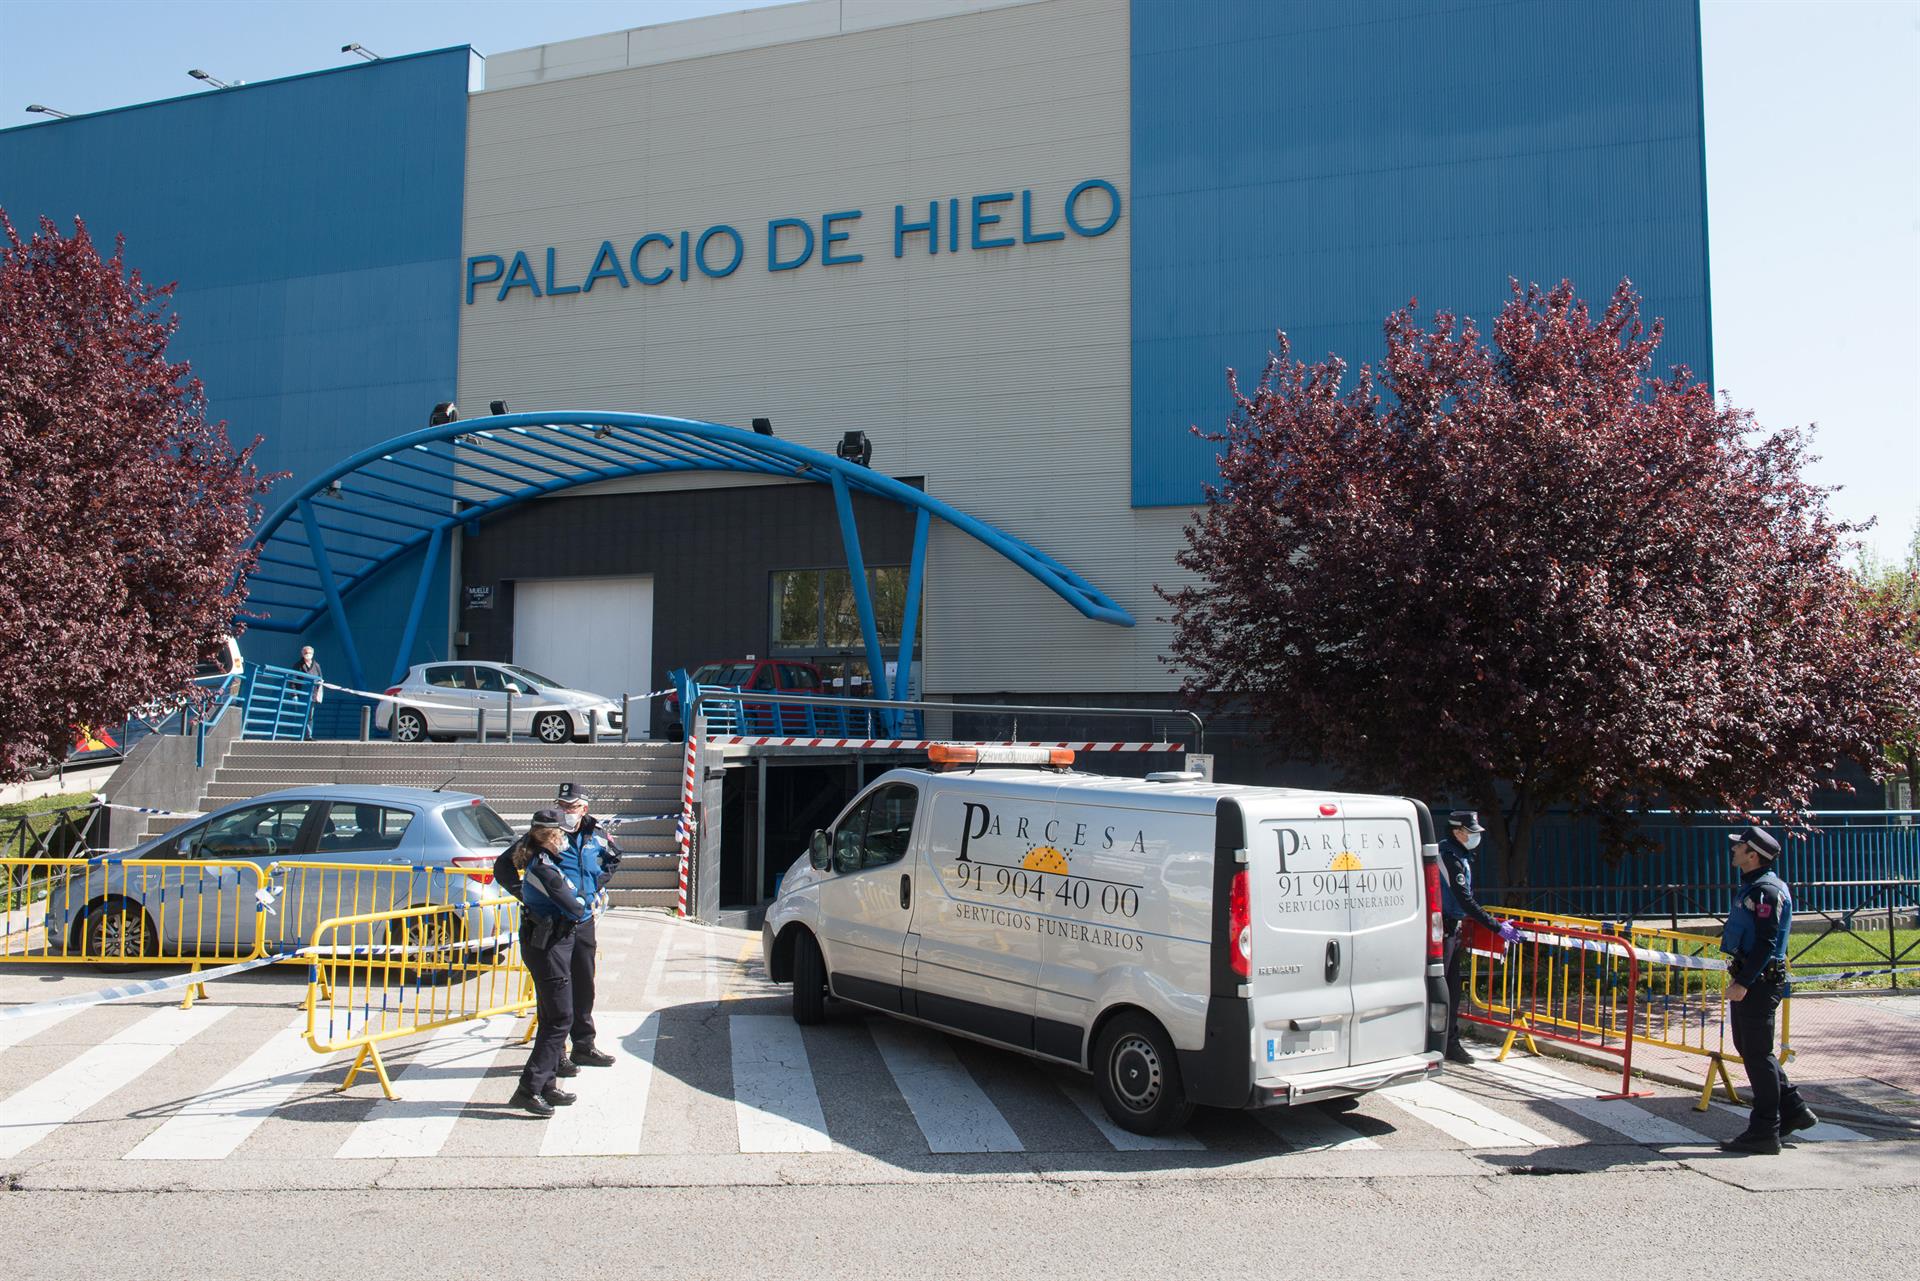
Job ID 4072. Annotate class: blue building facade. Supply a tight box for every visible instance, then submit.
[1130,0,1711,504]
[0,49,470,681]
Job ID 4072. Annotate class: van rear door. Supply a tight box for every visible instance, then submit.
[1244,810,1358,1072]
[1330,800,1428,1067]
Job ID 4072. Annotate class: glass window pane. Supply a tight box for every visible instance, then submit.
[470,666,508,693]
[317,802,413,853]
[773,570,821,648]
[822,568,861,647]
[870,567,910,646]
[861,784,918,868]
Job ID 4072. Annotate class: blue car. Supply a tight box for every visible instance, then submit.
[43,786,519,961]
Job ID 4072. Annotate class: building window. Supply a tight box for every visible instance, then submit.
[771,567,918,653]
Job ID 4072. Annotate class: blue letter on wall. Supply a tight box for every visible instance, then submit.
[768,217,815,271]
[894,202,938,257]
[583,240,629,292]
[498,250,542,301]
[1065,178,1122,237]
[971,193,1016,250]
[821,211,864,266]
[630,233,674,286]
[697,225,745,278]
[544,247,581,296]
[1021,190,1065,244]
[466,255,505,305]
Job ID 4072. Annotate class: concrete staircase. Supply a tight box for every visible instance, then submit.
[140,740,686,910]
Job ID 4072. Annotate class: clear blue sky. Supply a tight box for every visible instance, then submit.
[3,0,1915,562]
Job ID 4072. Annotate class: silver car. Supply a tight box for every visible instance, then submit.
[374,661,624,744]
[43,786,518,960]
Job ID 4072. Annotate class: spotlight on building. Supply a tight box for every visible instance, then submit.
[835,430,872,468]
[187,69,232,88]
[322,479,344,499]
[429,401,460,427]
[752,417,774,436]
[488,400,508,417]
[593,425,613,440]
[25,104,71,119]
[341,42,381,62]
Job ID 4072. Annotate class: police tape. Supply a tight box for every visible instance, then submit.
[1785,963,1920,985]
[602,812,678,827]
[0,950,297,1021]
[320,680,676,715]
[87,797,208,820]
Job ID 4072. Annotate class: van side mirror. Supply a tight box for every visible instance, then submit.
[809,829,830,871]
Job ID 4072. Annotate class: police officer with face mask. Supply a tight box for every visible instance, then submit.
[503,808,592,1117]
[1719,824,1819,1154]
[1438,811,1521,1065]
[554,781,621,1068]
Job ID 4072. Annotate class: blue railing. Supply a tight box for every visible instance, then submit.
[675,675,922,739]
[237,663,320,741]
[1479,811,1920,916]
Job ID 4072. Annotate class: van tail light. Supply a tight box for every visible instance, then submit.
[451,853,494,885]
[1424,857,1444,960]
[1227,870,1252,978]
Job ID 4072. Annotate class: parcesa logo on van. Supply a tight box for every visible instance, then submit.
[947,799,1149,933]
[1269,820,1414,911]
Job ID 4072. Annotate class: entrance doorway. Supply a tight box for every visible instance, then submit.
[512,576,654,735]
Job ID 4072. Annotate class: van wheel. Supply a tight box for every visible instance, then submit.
[791,931,827,1025]
[1093,1013,1194,1135]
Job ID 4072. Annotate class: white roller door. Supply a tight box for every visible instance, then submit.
[512,576,654,736]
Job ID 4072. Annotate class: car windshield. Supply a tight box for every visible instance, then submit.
[503,665,563,689]
[694,663,755,686]
[441,802,516,849]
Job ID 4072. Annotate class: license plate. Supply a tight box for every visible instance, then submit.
[1266,1029,1337,1061]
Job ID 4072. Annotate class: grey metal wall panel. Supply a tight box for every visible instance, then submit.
[459,0,1185,696]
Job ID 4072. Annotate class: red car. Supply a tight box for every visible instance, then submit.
[665,659,825,740]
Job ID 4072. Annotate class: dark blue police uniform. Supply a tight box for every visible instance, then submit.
[505,813,593,1116]
[1719,824,1816,1152]
[556,806,620,1063]
[1437,811,1514,1064]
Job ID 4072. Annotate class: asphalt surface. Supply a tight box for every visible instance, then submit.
[2,909,1916,1279]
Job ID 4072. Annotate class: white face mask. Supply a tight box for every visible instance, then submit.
[1461,832,1482,851]
[560,813,582,833]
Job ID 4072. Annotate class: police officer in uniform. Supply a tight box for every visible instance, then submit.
[1438,810,1521,1065]
[502,808,591,1117]
[555,781,621,1068]
[1720,824,1819,1154]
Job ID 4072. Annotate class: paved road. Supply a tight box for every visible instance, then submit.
[2,910,1916,1279]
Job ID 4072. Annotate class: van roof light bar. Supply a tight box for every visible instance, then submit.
[927,744,1075,769]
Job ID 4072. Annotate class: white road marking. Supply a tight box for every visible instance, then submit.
[539,1010,658,1156]
[730,1015,831,1152]
[1377,1078,1555,1148]
[125,1015,334,1160]
[0,1004,87,1053]
[0,1005,232,1158]
[641,922,676,997]
[334,1016,515,1159]
[1474,1055,1710,1145]
[1710,1100,1872,1142]
[1061,1084,1205,1151]
[1256,1105,1382,1151]
[868,1022,1022,1153]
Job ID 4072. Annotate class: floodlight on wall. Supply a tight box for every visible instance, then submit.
[322,479,344,499]
[488,400,508,417]
[187,69,233,88]
[752,417,774,436]
[429,401,460,427]
[341,42,381,61]
[25,104,71,118]
[593,425,613,440]
[835,430,873,468]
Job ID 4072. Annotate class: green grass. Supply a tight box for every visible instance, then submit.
[1788,925,1920,984]
[1,791,98,858]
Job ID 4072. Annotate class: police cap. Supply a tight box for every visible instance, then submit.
[1729,825,1781,860]
[529,807,567,831]
[556,781,592,805]
[1446,810,1485,834]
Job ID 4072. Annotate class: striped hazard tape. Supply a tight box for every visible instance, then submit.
[705,737,1184,752]
[0,950,296,1021]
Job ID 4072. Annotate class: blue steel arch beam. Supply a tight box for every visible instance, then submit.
[245,411,1135,691]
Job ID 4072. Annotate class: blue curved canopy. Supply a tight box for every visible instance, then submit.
[242,410,1134,694]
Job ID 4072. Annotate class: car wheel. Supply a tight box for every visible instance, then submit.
[390,908,466,984]
[534,711,572,744]
[791,930,827,1025]
[1093,1012,1195,1136]
[77,898,156,962]
[392,709,428,743]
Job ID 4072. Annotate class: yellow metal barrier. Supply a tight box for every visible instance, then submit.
[304,897,532,1099]
[269,861,496,955]
[1,857,271,1000]
[1478,906,1784,1110]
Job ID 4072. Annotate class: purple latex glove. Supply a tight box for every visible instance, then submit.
[1498,921,1523,944]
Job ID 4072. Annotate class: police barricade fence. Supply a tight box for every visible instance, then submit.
[1477,906,1762,1109]
[1458,915,1649,1100]
[304,896,533,1099]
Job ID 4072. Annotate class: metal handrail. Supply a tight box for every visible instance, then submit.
[688,686,1205,751]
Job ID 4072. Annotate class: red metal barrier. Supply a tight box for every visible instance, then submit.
[1462,920,1650,1100]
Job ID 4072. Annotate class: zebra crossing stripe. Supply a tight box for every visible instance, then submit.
[1376,1079,1556,1149]
[0,1003,87,1053]
[0,1005,232,1159]
[539,1010,659,1157]
[1256,1105,1381,1151]
[1061,1084,1205,1151]
[125,1015,333,1161]
[1709,1100,1872,1142]
[335,1016,517,1159]
[868,1022,1022,1153]
[731,1015,832,1153]
[1473,1056,1710,1146]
